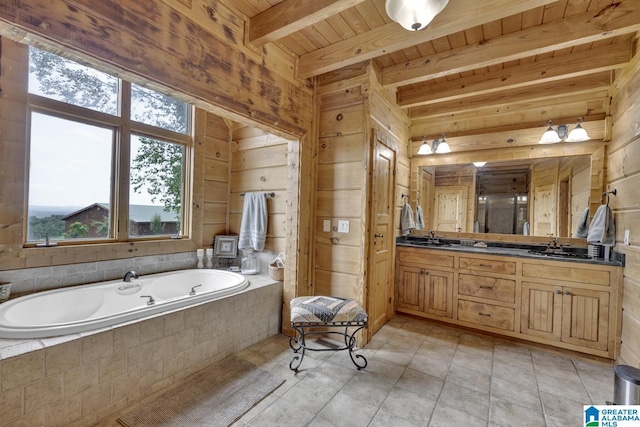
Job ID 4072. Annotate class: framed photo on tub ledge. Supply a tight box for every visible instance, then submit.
[213,235,239,258]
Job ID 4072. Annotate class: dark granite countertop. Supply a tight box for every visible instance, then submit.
[396,236,624,267]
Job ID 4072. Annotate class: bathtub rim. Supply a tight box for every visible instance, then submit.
[0,268,253,340]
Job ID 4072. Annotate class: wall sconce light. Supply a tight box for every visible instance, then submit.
[417,134,451,155]
[473,162,486,167]
[385,0,449,31]
[538,117,590,144]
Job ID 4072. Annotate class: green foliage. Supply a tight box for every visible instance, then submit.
[91,217,109,237]
[29,47,187,218]
[150,214,164,234]
[67,222,89,238]
[28,215,65,240]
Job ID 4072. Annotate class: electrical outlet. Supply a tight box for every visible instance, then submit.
[338,220,350,233]
[624,229,630,245]
[323,220,331,232]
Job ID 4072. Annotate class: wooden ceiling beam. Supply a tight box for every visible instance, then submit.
[409,73,612,120]
[383,1,640,88]
[296,0,557,79]
[248,0,366,46]
[398,42,630,109]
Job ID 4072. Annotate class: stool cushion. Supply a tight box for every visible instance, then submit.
[290,296,367,324]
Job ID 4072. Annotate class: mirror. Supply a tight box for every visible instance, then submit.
[412,155,594,238]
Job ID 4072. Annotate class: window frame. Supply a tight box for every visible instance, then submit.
[25,66,194,246]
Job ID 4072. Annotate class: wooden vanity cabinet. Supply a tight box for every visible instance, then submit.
[395,246,622,359]
[396,248,454,319]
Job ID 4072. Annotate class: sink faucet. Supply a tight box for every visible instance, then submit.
[428,230,436,241]
[123,271,139,282]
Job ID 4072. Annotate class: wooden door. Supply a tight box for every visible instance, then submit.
[423,268,454,318]
[368,139,395,335]
[561,287,609,350]
[396,266,424,312]
[433,187,467,232]
[532,184,556,236]
[521,281,562,341]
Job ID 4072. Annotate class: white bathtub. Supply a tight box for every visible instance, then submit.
[0,269,249,339]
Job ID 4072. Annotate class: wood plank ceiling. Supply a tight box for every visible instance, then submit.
[231,0,639,155]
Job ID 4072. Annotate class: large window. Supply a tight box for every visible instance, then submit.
[26,47,192,243]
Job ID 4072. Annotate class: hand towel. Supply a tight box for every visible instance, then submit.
[575,207,590,238]
[473,221,479,233]
[587,204,615,245]
[522,221,530,236]
[415,205,424,230]
[401,203,415,236]
[238,192,268,251]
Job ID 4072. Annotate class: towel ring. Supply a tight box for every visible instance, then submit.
[603,189,617,206]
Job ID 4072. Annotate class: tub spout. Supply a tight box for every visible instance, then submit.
[124,271,139,282]
[140,295,155,305]
[189,284,202,296]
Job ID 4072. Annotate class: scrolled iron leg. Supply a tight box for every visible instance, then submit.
[346,330,367,370]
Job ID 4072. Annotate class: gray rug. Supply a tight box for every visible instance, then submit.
[117,355,284,427]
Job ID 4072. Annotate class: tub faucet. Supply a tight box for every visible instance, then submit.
[123,271,139,282]
[140,295,155,305]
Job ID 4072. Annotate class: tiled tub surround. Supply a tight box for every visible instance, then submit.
[0,275,282,427]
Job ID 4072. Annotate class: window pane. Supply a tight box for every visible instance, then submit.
[129,135,184,237]
[131,84,190,134]
[28,47,119,115]
[28,113,114,242]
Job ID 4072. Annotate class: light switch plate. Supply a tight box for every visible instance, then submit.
[338,220,350,233]
[624,229,630,245]
[323,220,331,232]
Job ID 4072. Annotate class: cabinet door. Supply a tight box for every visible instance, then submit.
[396,266,424,311]
[521,282,562,341]
[423,268,454,318]
[561,287,609,351]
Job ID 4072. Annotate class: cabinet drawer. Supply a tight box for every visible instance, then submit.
[522,263,609,286]
[459,257,516,275]
[457,300,515,331]
[398,248,454,268]
[458,274,516,303]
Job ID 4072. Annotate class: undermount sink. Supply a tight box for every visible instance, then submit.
[527,249,591,260]
[404,238,451,247]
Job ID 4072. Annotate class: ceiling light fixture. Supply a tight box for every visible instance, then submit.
[417,134,450,155]
[538,118,590,144]
[473,162,486,167]
[385,0,449,31]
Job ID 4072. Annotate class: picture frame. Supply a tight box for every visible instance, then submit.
[213,235,238,258]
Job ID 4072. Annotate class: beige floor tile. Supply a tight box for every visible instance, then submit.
[341,372,395,407]
[489,396,545,427]
[378,385,436,426]
[375,343,416,367]
[248,397,317,427]
[539,390,587,425]
[357,355,406,385]
[438,381,490,420]
[490,376,541,409]
[492,359,538,388]
[307,415,340,426]
[408,353,450,380]
[536,370,591,402]
[280,376,341,413]
[318,391,379,427]
[395,368,444,400]
[451,347,493,375]
[446,363,492,394]
[429,403,488,427]
[369,408,421,427]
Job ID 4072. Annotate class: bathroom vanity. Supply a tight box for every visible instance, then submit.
[395,237,624,359]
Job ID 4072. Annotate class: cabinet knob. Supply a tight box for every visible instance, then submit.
[565,291,571,296]
[555,290,562,295]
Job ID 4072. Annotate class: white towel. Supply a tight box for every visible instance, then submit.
[575,207,590,238]
[522,221,530,236]
[587,205,615,245]
[415,205,424,230]
[401,203,415,236]
[473,221,479,233]
[238,193,268,251]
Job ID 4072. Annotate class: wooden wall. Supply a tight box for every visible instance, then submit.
[0,0,314,318]
[609,50,640,367]
[230,127,290,255]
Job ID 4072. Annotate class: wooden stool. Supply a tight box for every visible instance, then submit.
[289,296,368,372]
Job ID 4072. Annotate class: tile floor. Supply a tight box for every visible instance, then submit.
[101,315,616,426]
[232,315,615,427]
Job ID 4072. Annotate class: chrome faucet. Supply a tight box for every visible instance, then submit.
[123,271,139,282]
[140,295,155,305]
